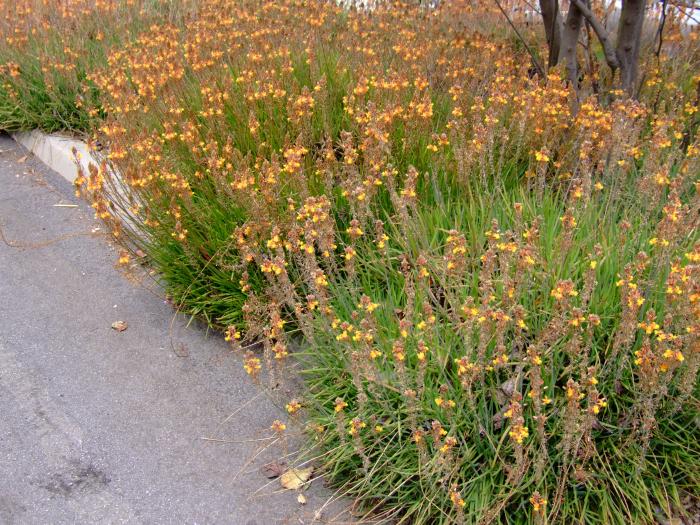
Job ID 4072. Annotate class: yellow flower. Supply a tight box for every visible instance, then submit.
[271,420,286,432]
[243,355,261,376]
[286,400,302,414]
[117,251,130,265]
[492,353,509,366]
[224,326,241,342]
[449,486,465,508]
[534,150,550,162]
[530,492,547,513]
[509,425,529,444]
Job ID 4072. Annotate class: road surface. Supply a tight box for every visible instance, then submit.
[0,134,347,524]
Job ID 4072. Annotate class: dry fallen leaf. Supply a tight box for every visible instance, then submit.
[279,466,313,490]
[297,493,307,505]
[111,320,128,332]
[17,155,28,163]
[261,460,287,479]
[173,342,189,357]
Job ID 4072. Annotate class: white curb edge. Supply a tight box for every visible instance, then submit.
[12,130,97,184]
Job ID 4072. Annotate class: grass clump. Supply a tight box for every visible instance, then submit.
[3,0,700,523]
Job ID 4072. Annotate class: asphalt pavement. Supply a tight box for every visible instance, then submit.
[0,134,347,525]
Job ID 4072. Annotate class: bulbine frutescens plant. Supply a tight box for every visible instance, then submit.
[289,173,700,524]
[62,0,699,523]
[237,105,700,522]
[0,0,200,133]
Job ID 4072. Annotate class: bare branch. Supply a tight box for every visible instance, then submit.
[570,0,620,71]
[670,1,700,25]
[655,0,668,58]
[667,0,699,8]
[493,0,546,78]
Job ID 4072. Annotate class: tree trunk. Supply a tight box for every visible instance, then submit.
[616,0,647,95]
[559,0,585,88]
[539,0,563,67]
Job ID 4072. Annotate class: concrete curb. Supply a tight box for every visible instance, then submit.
[12,130,97,184]
[12,130,138,232]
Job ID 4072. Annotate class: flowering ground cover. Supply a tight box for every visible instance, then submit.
[2,1,700,523]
